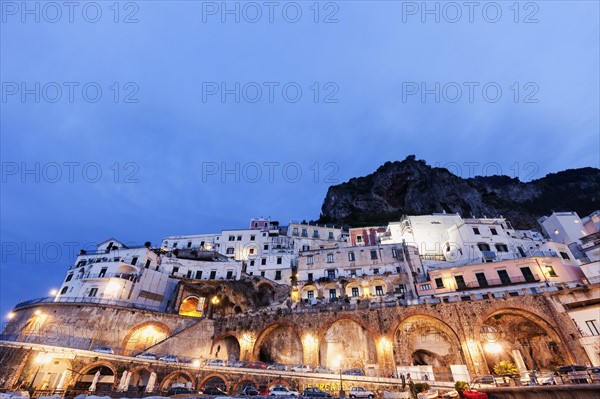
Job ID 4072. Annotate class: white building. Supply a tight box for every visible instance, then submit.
[538,212,589,245]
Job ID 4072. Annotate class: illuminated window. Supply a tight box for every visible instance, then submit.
[546,265,558,277]
[351,287,359,297]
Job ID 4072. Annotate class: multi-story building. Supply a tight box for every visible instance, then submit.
[538,211,589,245]
[162,234,220,251]
[295,243,421,303]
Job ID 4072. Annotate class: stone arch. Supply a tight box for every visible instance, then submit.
[478,307,571,371]
[268,379,291,389]
[301,284,318,300]
[211,334,241,362]
[74,361,117,392]
[122,321,172,355]
[253,322,303,364]
[393,314,464,377]
[368,279,388,296]
[344,281,363,297]
[318,317,378,370]
[198,373,229,391]
[126,366,154,393]
[179,295,203,317]
[232,378,259,393]
[159,370,195,392]
[29,357,72,391]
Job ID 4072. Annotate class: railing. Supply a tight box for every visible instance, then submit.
[455,274,541,291]
[12,296,162,312]
[82,272,137,280]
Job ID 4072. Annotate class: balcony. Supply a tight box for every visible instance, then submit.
[82,272,137,281]
[455,274,541,291]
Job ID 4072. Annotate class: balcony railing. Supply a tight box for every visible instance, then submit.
[82,272,137,280]
[455,274,541,291]
[12,296,162,311]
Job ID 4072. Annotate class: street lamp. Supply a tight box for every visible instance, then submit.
[209,296,220,319]
[334,355,344,398]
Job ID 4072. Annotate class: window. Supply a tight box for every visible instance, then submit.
[77,260,86,268]
[351,287,359,297]
[209,270,217,279]
[477,243,491,252]
[495,244,508,252]
[356,236,363,243]
[263,244,268,251]
[302,245,310,251]
[348,252,355,261]
[171,266,179,276]
[60,286,68,295]
[308,273,313,281]
[350,269,357,277]
[292,228,299,236]
[560,252,570,260]
[277,257,282,265]
[249,248,255,255]
[585,320,600,336]
[88,288,98,297]
[398,284,406,293]
[327,269,336,279]
[250,235,255,241]
[373,268,380,275]
[250,260,255,266]
[329,289,337,299]
[454,275,466,290]
[475,272,488,287]
[420,284,432,291]
[490,228,498,235]
[195,270,203,279]
[375,286,384,296]
[237,235,242,241]
[435,278,444,289]
[497,270,511,284]
[370,250,378,260]
[226,270,234,279]
[131,257,138,266]
[187,241,192,248]
[228,236,235,241]
[307,255,314,265]
[261,258,266,266]
[261,271,265,277]
[301,228,308,237]
[186,270,192,278]
[392,248,398,258]
[275,270,282,280]
[226,247,234,255]
[307,290,314,299]
[327,253,334,263]
[65,273,73,282]
[546,265,558,277]
[520,267,536,282]
[173,242,178,248]
[328,232,334,239]
[473,227,480,235]
[313,230,319,238]
[145,259,151,269]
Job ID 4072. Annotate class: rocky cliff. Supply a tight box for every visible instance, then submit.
[319,155,600,229]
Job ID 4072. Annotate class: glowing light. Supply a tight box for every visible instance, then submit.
[34,353,52,364]
[333,354,343,370]
[192,360,201,367]
[7,312,15,320]
[379,337,392,350]
[34,310,42,316]
[211,296,220,305]
[104,281,122,297]
[49,289,58,296]
[484,342,502,355]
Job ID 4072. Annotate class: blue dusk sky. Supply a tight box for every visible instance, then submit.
[1,0,599,318]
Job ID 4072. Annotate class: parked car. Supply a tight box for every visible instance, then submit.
[348,387,374,399]
[290,364,312,373]
[314,366,334,374]
[267,363,287,371]
[342,368,365,376]
[537,372,557,385]
[136,352,157,360]
[258,385,269,396]
[230,360,247,368]
[471,375,496,386]
[206,359,226,367]
[588,367,600,383]
[246,361,267,369]
[168,387,197,396]
[202,386,228,396]
[269,386,299,397]
[159,355,179,362]
[92,346,114,354]
[557,365,590,384]
[242,386,260,396]
[303,387,332,398]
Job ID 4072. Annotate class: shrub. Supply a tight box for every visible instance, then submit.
[493,360,519,376]
[454,381,469,393]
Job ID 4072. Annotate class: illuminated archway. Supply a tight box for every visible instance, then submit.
[126,366,153,393]
[179,296,204,317]
[160,371,194,392]
[74,362,116,392]
[211,335,241,361]
[253,323,303,364]
[319,318,377,369]
[123,322,171,355]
